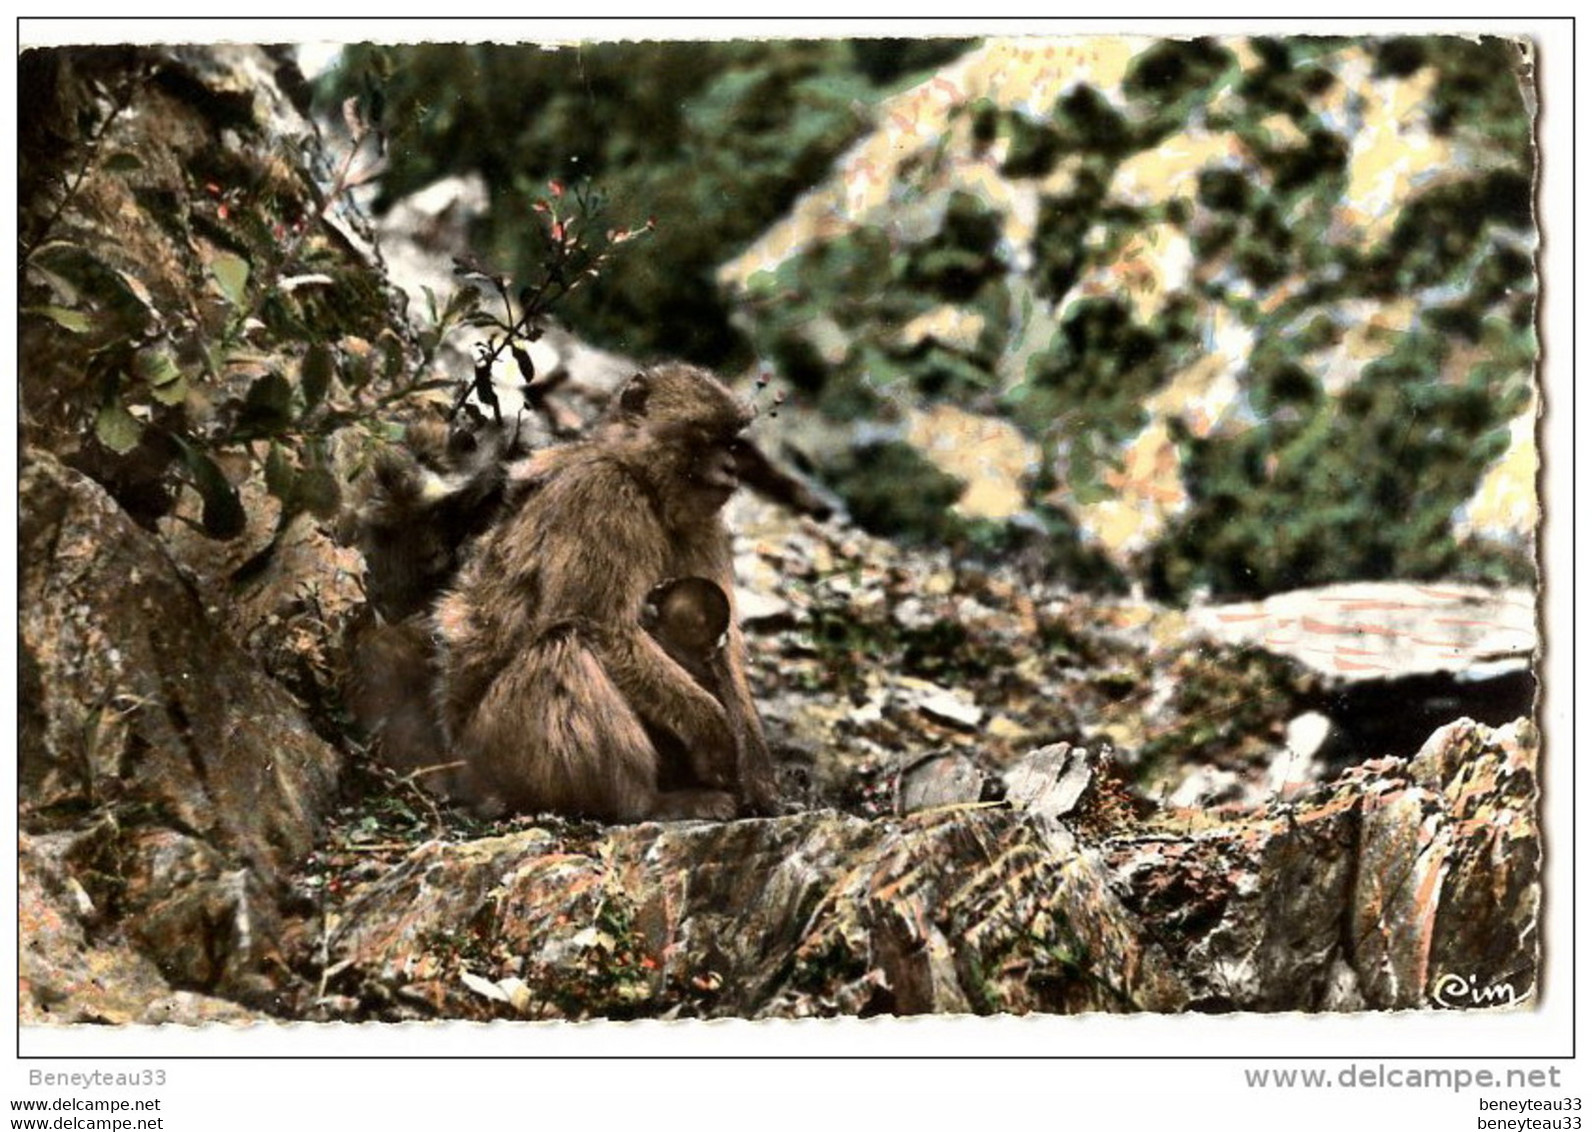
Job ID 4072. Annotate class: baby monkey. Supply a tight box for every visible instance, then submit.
[642,576,732,690]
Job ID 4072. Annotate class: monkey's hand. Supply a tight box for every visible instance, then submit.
[684,722,738,792]
[680,697,739,790]
[704,647,781,816]
[736,741,782,816]
[607,631,738,788]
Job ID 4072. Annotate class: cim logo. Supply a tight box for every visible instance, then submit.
[1431,972,1528,1009]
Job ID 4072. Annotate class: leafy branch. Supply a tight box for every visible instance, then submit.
[446,179,653,427]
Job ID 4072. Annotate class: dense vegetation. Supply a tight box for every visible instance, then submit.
[329,36,1536,600]
[325,39,972,368]
[729,37,1537,597]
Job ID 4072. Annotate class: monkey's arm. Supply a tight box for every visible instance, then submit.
[679,536,779,814]
[602,630,738,787]
[715,617,779,814]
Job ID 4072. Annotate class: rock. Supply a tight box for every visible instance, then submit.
[1186,582,1536,681]
[899,752,985,813]
[1003,743,1095,822]
[20,451,340,876]
[376,173,491,316]
[1104,716,1539,1011]
[116,829,286,1002]
[327,809,1188,1019]
[1264,711,1335,799]
[159,489,367,712]
[846,695,885,727]
[20,835,265,1025]
[986,714,1034,744]
[1186,582,1537,765]
[1283,711,1334,760]
[1167,767,1247,808]
[734,587,795,629]
[913,684,984,730]
[18,450,341,1013]
[1389,717,1539,1009]
[313,716,1539,1020]
[891,596,940,631]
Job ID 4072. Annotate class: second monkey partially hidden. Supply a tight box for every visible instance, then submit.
[349,363,779,822]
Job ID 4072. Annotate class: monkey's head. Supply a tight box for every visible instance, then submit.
[610,364,755,520]
[642,576,731,660]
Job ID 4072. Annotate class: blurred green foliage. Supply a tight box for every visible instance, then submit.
[733,35,1536,597]
[324,39,972,368]
[1143,36,1538,598]
[824,439,967,546]
[326,36,1535,600]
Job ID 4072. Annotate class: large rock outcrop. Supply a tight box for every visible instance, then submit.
[317,719,1537,1019]
[20,451,341,1020]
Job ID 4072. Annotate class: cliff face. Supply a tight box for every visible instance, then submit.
[721,36,1538,599]
[17,41,1541,1025]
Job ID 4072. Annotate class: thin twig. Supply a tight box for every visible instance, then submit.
[21,63,147,267]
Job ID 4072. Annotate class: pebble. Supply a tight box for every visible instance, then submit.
[916,687,984,730]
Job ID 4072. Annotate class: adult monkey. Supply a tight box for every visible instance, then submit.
[433,363,779,821]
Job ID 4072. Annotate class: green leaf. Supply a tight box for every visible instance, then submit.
[25,238,86,265]
[210,253,250,307]
[25,261,81,306]
[94,403,143,455]
[443,287,481,322]
[237,371,295,437]
[342,349,372,392]
[28,245,152,332]
[511,344,536,383]
[102,151,144,173]
[377,333,405,381]
[300,344,335,411]
[27,305,94,333]
[149,373,189,406]
[112,269,157,313]
[175,441,247,540]
[133,346,183,388]
[264,442,297,501]
[296,466,341,519]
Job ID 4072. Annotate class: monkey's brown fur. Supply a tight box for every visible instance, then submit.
[343,612,461,793]
[344,575,734,804]
[341,419,522,623]
[431,364,778,822]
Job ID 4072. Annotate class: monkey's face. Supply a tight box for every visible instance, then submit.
[686,427,745,509]
[642,415,750,518]
[615,364,756,519]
